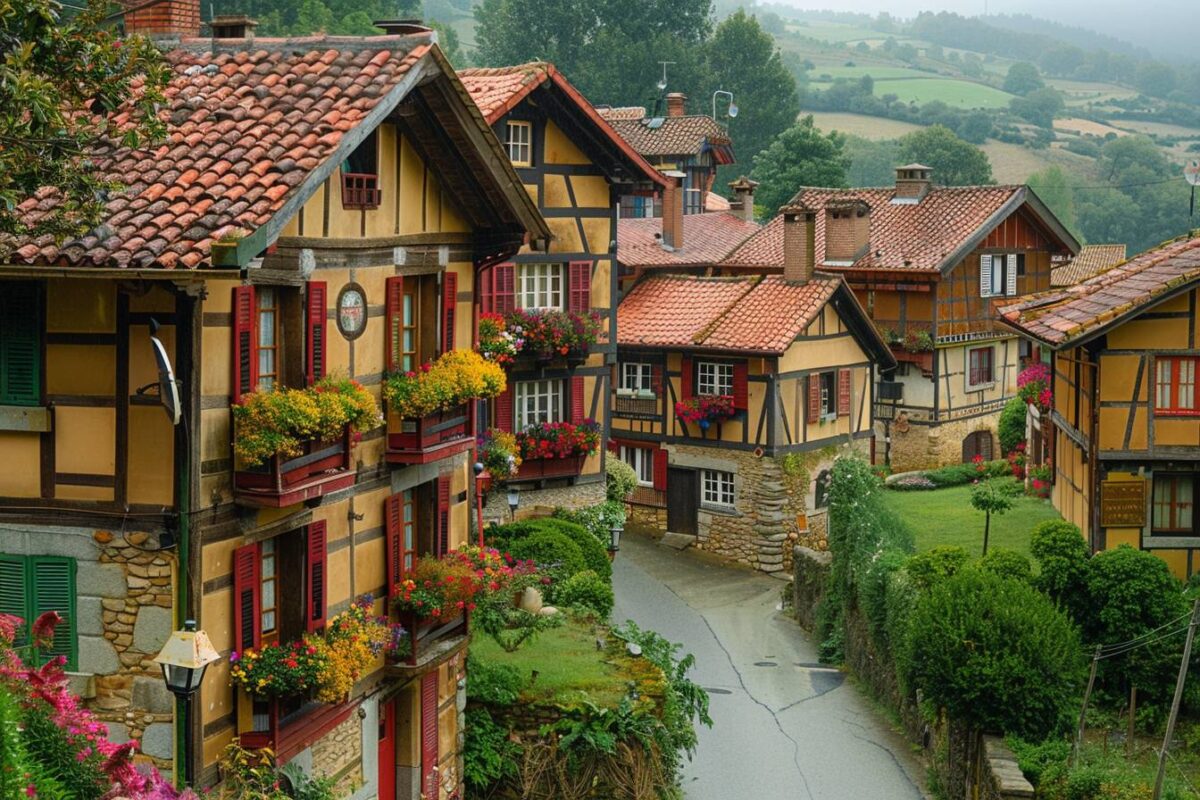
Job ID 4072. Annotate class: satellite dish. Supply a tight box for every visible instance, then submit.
[149,319,181,426]
[1185,160,1200,187]
[727,102,739,119]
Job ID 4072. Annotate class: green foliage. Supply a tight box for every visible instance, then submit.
[751,115,850,213]
[556,570,615,618]
[466,655,524,706]
[844,135,900,187]
[979,548,1033,583]
[904,546,969,591]
[858,549,908,652]
[463,706,521,791]
[1003,61,1045,95]
[605,458,638,502]
[998,397,1029,455]
[896,125,994,186]
[507,530,587,580]
[1009,87,1065,129]
[20,707,108,799]
[1005,735,1071,786]
[899,570,1085,740]
[214,0,420,37]
[529,518,612,580]
[971,477,1023,554]
[1030,520,1090,619]
[279,762,337,800]
[0,687,66,800]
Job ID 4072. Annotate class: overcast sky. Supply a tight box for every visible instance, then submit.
[773,0,1198,61]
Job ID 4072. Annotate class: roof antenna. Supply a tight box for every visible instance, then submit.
[650,61,674,118]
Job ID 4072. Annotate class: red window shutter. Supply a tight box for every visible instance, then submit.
[386,276,404,372]
[837,368,852,417]
[436,476,451,556]
[232,285,257,401]
[680,356,693,399]
[568,261,591,313]
[732,362,749,409]
[571,376,586,424]
[495,387,513,433]
[420,673,439,800]
[442,270,458,353]
[385,494,403,600]
[305,281,327,386]
[232,544,261,653]
[607,439,619,454]
[494,263,516,314]
[653,448,668,491]
[306,520,327,633]
[808,374,821,422]
[651,364,663,394]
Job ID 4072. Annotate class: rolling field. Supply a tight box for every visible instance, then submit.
[809,65,941,81]
[871,77,1015,108]
[806,112,925,140]
[786,19,914,43]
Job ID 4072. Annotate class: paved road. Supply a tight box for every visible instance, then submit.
[611,531,927,800]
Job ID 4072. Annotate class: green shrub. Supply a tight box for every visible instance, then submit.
[1006,735,1070,786]
[979,548,1033,583]
[534,518,612,580]
[484,520,542,552]
[556,570,615,617]
[606,457,638,502]
[507,530,586,579]
[1030,520,1090,620]
[923,460,1010,487]
[998,397,1028,454]
[904,545,969,591]
[858,549,908,652]
[463,706,521,792]
[899,570,1085,740]
[466,655,523,705]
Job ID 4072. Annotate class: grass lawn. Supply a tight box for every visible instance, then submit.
[807,111,924,140]
[809,65,939,81]
[872,77,1014,109]
[881,483,1061,558]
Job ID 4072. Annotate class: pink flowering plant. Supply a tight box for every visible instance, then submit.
[506,309,602,358]
[514,420,601,460]
[1017,363,1052,412]
[477,313,523,367]
[675,395,736,426]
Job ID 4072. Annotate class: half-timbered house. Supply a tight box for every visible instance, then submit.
[1000,233,1200,580]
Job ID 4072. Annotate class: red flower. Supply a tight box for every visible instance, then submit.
[31,611,61,650]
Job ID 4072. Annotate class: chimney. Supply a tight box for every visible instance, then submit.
[666,92,688,118]
[209,14,257,39]
[781,204,816,284]
[728,176,758,222]
[373,19,433,35]
[661,172,685,251]
[824,199,871,264]
[894,164,933,202]
[120,0,201,39]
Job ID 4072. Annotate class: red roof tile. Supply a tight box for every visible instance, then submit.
[598,109,733,159]
[723,185,1027,273]
[7,35,433,269]
[1051,243,1127,286]
[1000,233,1200,347]
[617,211,759,268]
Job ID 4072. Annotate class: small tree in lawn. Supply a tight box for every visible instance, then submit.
[970,463,1020,556]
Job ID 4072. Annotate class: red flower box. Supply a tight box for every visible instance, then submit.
[387,403,473,465]
[233,425,354,507]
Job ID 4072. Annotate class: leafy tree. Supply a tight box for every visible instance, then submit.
[1027,165,1078,235]
[0,0,168,243]
[959,110,994,145]
[997,396,1028,455]
[1003,61,1044,96]
[750,116,849,213]
[1009,87,1064,129]
[214,0,421,36]
[844,135,900,187]
[1134,61,1177,98]
[429,20,465,66]
[896,125,993,186]
[969,477,1021,555]
[1030,520,1091,621]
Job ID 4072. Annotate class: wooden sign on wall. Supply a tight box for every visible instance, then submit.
[1100,480,1146,527]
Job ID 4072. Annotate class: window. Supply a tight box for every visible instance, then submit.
[233,524,327,655]
[620,446,654,487]
[619,195,656,219]
[401,284,419,373]
[701,469,735,508]
[0,555,76,669]
[620,363,654,393]
[505,121,532,166]
[820,371,836,417]
[683,167,707,215]
[1155,357,1199,415]
[1153,475,1193,533]
[518,264,564,310]
[343,129,378,175]
[341,129,380,209]
[257,287,280,391]
[260,538,278,636]
[0,281,43,406]
[515,379,563,429]
[697,362,733,397]
[968,346,994,388]
[980,254,1022,298]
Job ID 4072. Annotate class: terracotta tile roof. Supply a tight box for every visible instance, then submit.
[705,192,731,211]
[723,185,1027,273]
[1000,233,1200,347]
[617,211,759,268]
[8,36,433,269]
[598,111,733,159]
[617,273,840,354]
[598,106,647,121]
[1051,243,1127,286]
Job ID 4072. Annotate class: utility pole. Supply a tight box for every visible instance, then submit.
[1152,598,1200,800]
[1073,646,1102,768]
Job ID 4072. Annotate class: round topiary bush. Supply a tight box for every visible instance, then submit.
[904,545,970,591]
[998,396,1028,455]
[484,520,541,553]
[1029,519,1089,620]
[555,570,614,617]
[606,458,638,502]
[506,530,586,578]
[529,518,612,580]
[978,548,1033,583]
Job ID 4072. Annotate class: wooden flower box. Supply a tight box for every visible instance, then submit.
[515,455,586,481]
[390,610,469,672]
[238,690,355,762]
[233,425,355,507]
[386,403,473,465]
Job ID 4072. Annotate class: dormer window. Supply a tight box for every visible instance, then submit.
[341,129,381,209]
[505,120,532,167]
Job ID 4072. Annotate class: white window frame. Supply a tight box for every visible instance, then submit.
[697,361,733,396]
[517,263,564,311]
[980,253,1020,298]
[514,379,563,429]
[505,120,532,166]
[701,469,735,508]
[620,446,654,487]
[819,371,836,418]
[620,362,654,394]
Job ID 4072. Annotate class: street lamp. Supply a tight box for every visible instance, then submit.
[712,90,738,120]
[155,620,219,788]
[608,522,623,559]
[472,461,486,546]
[507,486,520,521]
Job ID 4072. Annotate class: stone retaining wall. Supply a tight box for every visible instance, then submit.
[886,413,1002,473]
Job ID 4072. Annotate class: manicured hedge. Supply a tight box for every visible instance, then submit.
[888,459,1011,491]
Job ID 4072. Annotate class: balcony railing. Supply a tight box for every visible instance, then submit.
[233,425,355,507]
[341,172,381,209]
[613,393,660,418]
[386,403,473,465]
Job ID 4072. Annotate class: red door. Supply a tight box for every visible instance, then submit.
[377,699,396,800]
[421,674,439,799]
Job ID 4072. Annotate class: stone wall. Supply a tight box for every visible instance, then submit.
[311,712,363,798]
[791,546,830,632]
[480,479,606,527]
[885,412,1001,472]
[0,523,176,770]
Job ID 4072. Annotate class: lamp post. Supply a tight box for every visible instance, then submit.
[712,90,738,120]
[507,486,520,521]
[472,461,486,547]
[608,522,623,560]
[155,620,219,788]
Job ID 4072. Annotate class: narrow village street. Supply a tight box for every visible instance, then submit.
[612,530,928,800]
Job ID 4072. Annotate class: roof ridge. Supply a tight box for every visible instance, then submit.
[691,275,763,345]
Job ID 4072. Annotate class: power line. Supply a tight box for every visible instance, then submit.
[1096,609,1196,655]
[1097,624,1191,660]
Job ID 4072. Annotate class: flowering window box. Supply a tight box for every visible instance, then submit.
[515,454,586,481]
[387,403,474,465]
[233,425,355,507]
[390,609,469,673]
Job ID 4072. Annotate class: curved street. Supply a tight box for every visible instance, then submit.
[612,530,928,800]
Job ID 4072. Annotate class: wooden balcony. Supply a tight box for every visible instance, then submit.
[388,610,469,679]
[514,454,585,482]
[386,404,473,465]
[613,393,660,418]
[233,426,355,508]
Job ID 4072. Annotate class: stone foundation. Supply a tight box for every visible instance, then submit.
[311,713,363,798]
[884,412,1002,473]
[480,479,606,527]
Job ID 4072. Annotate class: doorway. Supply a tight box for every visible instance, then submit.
[377,699,395,800]
[666,468,699,536]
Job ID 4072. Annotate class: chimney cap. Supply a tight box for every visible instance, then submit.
[728,176,759,191]
[666,92,688,100]
[896,163,932,171]
[373,18,431,35]
[780,202,815,219]
[208,14,258,38]
[825,198,871,212]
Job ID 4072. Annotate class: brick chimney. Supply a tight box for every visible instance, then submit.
[824,199,871,264]
[209,14,257,39]
[120,0,201,39]
[894,164,933,202]
[665,93,688,118]
[781,204,816,284]
[661,172,685,251]
[728,176,758,222]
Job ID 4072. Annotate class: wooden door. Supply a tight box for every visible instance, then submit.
[420,673,439,800]
[377,699,396,800]
[666,468,698,536]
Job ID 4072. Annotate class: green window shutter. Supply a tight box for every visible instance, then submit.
[30,556,76,670]
[0,281,43,407]
[0,555,29,648]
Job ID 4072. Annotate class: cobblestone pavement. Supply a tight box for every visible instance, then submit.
[612,530,928,800]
